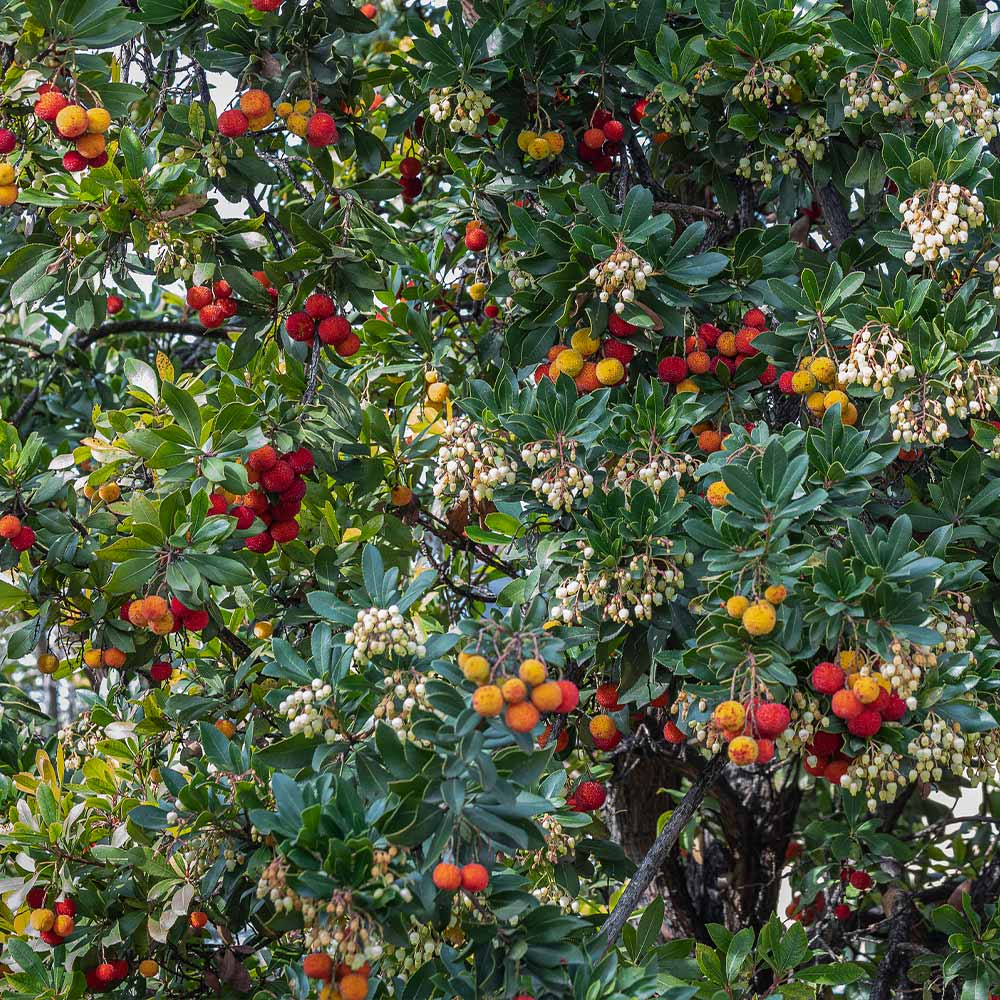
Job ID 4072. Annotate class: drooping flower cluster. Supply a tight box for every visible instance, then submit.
[433,416,517,504]
[608,450,695,496]
[428,86,493,134]
[345,606,426,666]
[925,77,998,141]
[841,66,910,121]
[901,182,985,264]
[522,439,594,513]
[588,243,654,315]
[552,541,687,625]
[838,322,914,395]
[279,680,338,741]
[373,668,431,738]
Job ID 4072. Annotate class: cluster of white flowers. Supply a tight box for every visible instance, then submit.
[345,606,426,666]
[841,67,910,120]
[732,63,796,107]
[428,86,493,134]
[522,440,594,512]
[279,679,337,741]
[552,541,688,625]
[374,669,429,738]
[609,451,694,496]
[589,247,654,315]
[943,359,1000,422]
[381,915,453,977]
[433,416,517,504]
[901,182,984,264]
[889,392,948,445]
[778,114,829,171]
[930,594,976,654]
[839,323,914,395]
[737,151,774,186]
[925,78,998,141]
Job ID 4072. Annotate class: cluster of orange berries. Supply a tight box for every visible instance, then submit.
[0,512,35,551]
[302,953,371,1000]
[462,652,579,732]
[656,308,776,394]
[432,860,490,894]
[711,696,792,766]
[533,325,630,393]
[33,84,112,172]
[777,354,858,425]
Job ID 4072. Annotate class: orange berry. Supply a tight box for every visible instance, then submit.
[215,719,236,739]
[472,685,503,716]
[589,714,618,741]
[141,595,168,620]
[698,429,722,452]
[432,862,462,891]
[55,105,89,138]
[189,911,208,929]
[303,953,334,980]
[530,681,563,712]
[687,351,710,374]
[0,514,21,538]
[240,89,272,118]
[76,132,106,159]
[501,677,527,703]
[102,647,126,668]
[505,701,540,732]
[340,973,369,1000]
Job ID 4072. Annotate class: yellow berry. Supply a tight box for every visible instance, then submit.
[516,129,538,152]
[725,595,750,618]
[570,326,600,357]
[551,348,584,378]
[595,358,624,386]
[461,654,491,684]
[763,585,787,605]
[713,700,745,732]
[541,131,564,154]
[86,107,111,133]
[518,658,547,685]
[790,370,816,395]
[741,600,777,637]
[472,685,504,716]
[808,357,837,385]
[469,281,487,301]
[527,137,550,160]
[852,676,880,704]
[706,480,731,507]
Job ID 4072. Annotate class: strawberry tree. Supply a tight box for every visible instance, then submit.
[3,0,1000,998]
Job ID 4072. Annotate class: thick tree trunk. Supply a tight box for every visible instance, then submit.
[608,739,802,940]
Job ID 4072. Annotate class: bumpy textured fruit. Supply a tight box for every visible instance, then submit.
[596,358,625,386]
[551,348,584,378]
[56,105,89,138]
[518,658,546,685]
[808,357,836,385]
[713,700,745,732]
[575,780,606,810]
[847,708,882,738]
[570,326,600,356]
[790,370,816,394]
[831,688,863,720]
[460,653,490,684]
[763,584,787,604]
[0,514,21,538]
[527,138,550,160]
[589,714,618,741]
[754,702,790,738]
[506,701,540,732]
[852,675,880,704]
[728,735,759,765]
[657,356,688,384]
[0,129,15,154]
[432,862,462,891]
[542,131,564,154]
[30,909,55,932]
[306,112,338,146]
[516,130,537,151]
[218,109,249,137]
[460,863,489,892]
[531,681,564,712]
[501,677,527,704]
[472,685,503,716]
[240,89,272,117]
[35,91,69,121]
[811,661,844,694]
[86,107,111,132]
[340,973,369,1000]
[555,679,580,713]
[741,600,776,637]
[663,720,686,743]
[706,480,731,506]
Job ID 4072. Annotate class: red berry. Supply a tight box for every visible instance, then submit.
[218,109,249,137]
[248,445,278,472]
[269,499,301,521]
[847,709,882,739]
[40,930,64,946]
[583,127,605,149]
[360,2,377,17]
[465,228,488,252]
[432,862,462,891]
[808,731,843,756]
[62,150,88,171]
[270,519,300,544]
[399,156,421,178]
[629,98,648,125]
[810,662,844,695]
[96,963,116,984]
[657,356,688,384]
[208,492,229,515]
[663,720,686,743]
[305,293,335,319]
[400,176,423,200]
[187,285,213,309]
[743,307,767,330]
[251,0,282,9]
[577,139,599,163]
[111,960,129,980]
[150,661,172,682]
[10,525,34,551]
[592,108,612,128]
[286,447,315,475]
[183,610,209,631]
[882,693,908,722]
[0,129,16,154]
[607,314,637,337]
[285,311,315,342]
[198,302,227,329]
[849,871,873,891]
[246,532,274,554]
[484,304,499,319]
[834,903,851,920]
[778,371,795,394]
[592,155,614,173]
[602,119,625,141]
[753,702,790,739]
[595,683,621,709]
[575,780,606,811]
[26,887,46,908]
[106,295,124,315]
[318,316,351,345]
[88,151,109,168]
[460,863,489,893]
[759,364,778,386]
[212,279,232,299]
[306,112,338,147]
[262,461,295,494]
[336,332,361,357]
[555,680,579,713]
[279,478,308,504]
[232,505,256,530]
[604,340,635,365]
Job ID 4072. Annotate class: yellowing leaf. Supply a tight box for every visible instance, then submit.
[155,351,174,383]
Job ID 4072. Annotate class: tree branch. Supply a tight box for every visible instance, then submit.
[77,320,230,349]
[218,627,252,660]
[601,750,727,948]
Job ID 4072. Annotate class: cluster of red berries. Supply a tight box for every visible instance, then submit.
[33,84,112,171]
[250,0,282,9]
[786,889,826,926]
[832,867,874,921]
[657,308,777,388]
[188,278,235,329]
[566,779,606,812]
[216,444,315,554]
[116,595,209,633]
[464,219,488,253]
[809,660,907,745]
[432,860,490,894]
[578,109,625,174]
[285,292,360,356]
[711,697,792,767]
[84,958,130,992]
[0,513,35,552]
[399,155,423,203]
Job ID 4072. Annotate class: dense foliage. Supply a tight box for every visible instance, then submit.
[2,0,1000,998]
